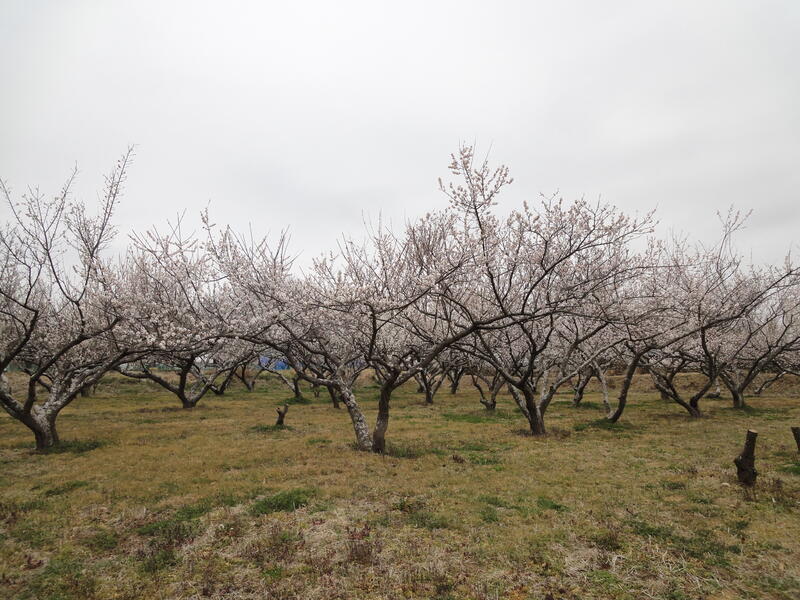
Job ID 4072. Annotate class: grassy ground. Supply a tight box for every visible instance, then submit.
[1,373,799,600]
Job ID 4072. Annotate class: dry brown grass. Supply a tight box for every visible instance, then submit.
[1,372,799,599]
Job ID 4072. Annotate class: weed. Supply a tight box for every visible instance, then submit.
[479,505,500,523]
[345,524,382,564]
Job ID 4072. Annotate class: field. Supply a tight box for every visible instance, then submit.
[1,373,799,600]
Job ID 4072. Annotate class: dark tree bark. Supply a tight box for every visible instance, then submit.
[607,353,643,422]
[372,382,393,453]
[791,427,800,453]
[292,375,304,401]
[447,367,465,394]
[572,367,593,407]
[326,385,341,409]
[211,366,237,396]
[734,429,758,486]
[21,411,60,450]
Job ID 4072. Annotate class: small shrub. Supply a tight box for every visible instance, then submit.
[345,524,382,564]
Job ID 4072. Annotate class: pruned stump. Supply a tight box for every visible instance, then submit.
[792,427,800,453]
[275,404,289,427]
[734,429,758,486]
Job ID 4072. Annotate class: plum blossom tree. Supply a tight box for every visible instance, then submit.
[119,219,248,408]
[0,151,139,448]
[441,145,653,434]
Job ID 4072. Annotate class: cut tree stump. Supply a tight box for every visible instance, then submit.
[792,427,800,452]
[734,429,758,486]
[275,404,289,427]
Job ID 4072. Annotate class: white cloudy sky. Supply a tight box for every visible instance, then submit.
[1,1,798,266]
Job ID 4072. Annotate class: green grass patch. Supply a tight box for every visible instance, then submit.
[467,453,501,465]
[249,488,316,515]
[26,550,97,599]
[779,462,800,476]
[408,510,451,530]
[85,528,119,551]
[536,496,568,512]
[441,410,516,423]
[573,419,635,432]
[251,423,291,433]
[478,505,500,523]
[43,480,90,497]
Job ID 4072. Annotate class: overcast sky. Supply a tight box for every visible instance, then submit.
[1,1,798,267]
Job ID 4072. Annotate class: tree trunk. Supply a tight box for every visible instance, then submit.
[371,383,393,453]
[479,397,496,411]
[22,410,60,450]
[292,377,304,401]
[607,354,641,422]
[734,429,758,486]
[528,405,546,435]
[730,388,746,409]
[424,384,434,405]
[180,395,198,409]
[572,368,592,407]
[685,397,702,418]
[791,427,800,453]
[448,369,463,394]
[596,367,610,414]
[522,387,546,435]
[336,386,372,451]
[326,385,341,409]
